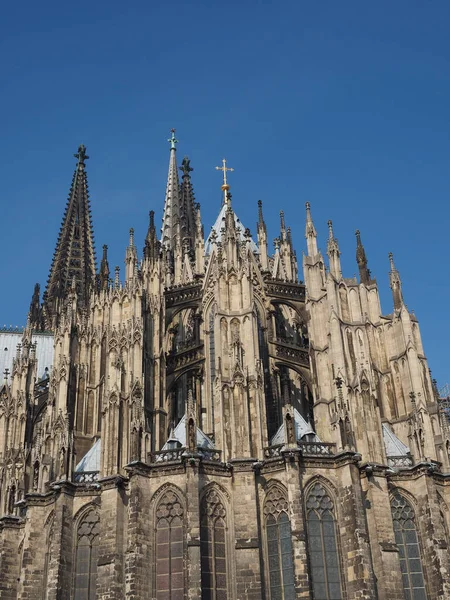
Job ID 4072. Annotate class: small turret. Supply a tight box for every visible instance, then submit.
[29,283,42,331]
[125,227,138,282]
[389,252,404,310]
[257,200,269,270]
[144,210,160,262]
[305,202,318,256]
[327,220,342,279]
[99,245,110,291]
[355,230,371,285]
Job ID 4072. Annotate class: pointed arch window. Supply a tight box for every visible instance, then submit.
[263,486,296,600]
[155,490,185,600]
[200,488,228,599]
[390,493,427,599]
[306,483,343,600]
[73,509,100,600]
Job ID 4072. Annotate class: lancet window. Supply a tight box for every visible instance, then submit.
[73,509,100,600]
[263,486,295,600]
[306,482,342,600]
[155,490,185,600]
[200,488,228,599]
[390,493,427,599]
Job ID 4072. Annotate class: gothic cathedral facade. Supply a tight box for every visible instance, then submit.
[1,134,449,600]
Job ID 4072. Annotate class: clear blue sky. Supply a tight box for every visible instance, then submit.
[1,1,449,387]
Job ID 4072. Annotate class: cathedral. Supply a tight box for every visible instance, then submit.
[1,132,449,600]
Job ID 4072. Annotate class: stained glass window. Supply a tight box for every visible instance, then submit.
[306,483,342,600]
[391,493,427,600]
[200,488,228,600]
[264,486,296,600]
[155,490,184,600]
[73,509,100,600]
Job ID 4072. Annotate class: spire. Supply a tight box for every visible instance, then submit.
[179,156,196,255]
[99,245,110,291]
[125,227,138,281]
[29,283,42,330]
[327,220,342,279]
[257,200,269,270]
[305,202,318,256]
[144,210,160,262]
[279,211,287,242]
[161,129,181,252]
[43,144,96,329]
[389,252,404,310]
[355,230,371,285]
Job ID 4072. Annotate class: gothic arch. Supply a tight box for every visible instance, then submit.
[72,506,100,600]
[200,483,234,599]
[305,478,344,600]
[389,489,427,599]
[261,480,296,599]
[151,485,186,599]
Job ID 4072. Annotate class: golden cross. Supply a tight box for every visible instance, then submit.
[215,158,234,188]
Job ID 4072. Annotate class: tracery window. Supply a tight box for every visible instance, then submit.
[390,493,427,600]
[306,483,342,600]
[200,488,228,600]
[263,486,296,600]
[73,509,100,600]
[155,490,184,600]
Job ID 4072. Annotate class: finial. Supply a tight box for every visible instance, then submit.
[180,156,193,177]
[168,129,179,151]
[226,191,232,207]
[355,230,370,284]
[129,228,135,247]
[280,210,286,231]
[74,144,89,166]
[388,252,395,270]
[149,210,155,228]
[102,244,108,259]
[114,266,120,287]
[355,230,361,244]
[327,220,334,238]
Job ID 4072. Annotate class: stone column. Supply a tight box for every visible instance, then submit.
[231,461,262,599]
[0,516,23,600]
[361,469,404,600]
[97,476,127,600]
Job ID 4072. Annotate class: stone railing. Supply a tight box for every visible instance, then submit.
[151,446,222,463]
[298,441,336,456]
[264,441,336,459]
[272,340,309,367]
[166,344,203,374]
[73,471,99,483]
[387,455,414,468]
[265,281,306,302]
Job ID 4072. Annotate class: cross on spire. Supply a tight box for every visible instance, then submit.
[216,158,234,188]
[168,128,179,150]
[215,158,234,205]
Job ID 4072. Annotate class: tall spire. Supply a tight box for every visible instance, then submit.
[179,156,196,253]
[327,220,342,279]
[161,129,181,252]
[389,252,404,310]
[43,144,96,329]
[355,230,371,284]
[305,202,318,256]
[99,245,110,291]
[257,200,269,270]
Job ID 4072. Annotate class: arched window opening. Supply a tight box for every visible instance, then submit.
[200,488,228,599]
[390,493,426,599]
[155,490,184,600]
[306,483,343,600]
[264,486,295,600]
[73,509,100,600]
